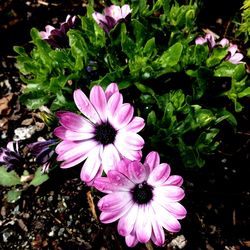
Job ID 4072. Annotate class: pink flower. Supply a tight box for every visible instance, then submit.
[195,33,244,64]
[92,4,131,32]
[54,83,145,183]
[39,15,77,48]
[93,151,187,247]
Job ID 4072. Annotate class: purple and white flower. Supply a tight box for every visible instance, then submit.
[0,141,22,171]
[93,151,187,247]
[28,139,57,173]
[54,83,145,183]
[39,15,77,48]
[92,4,131,32]
[195,32,244,64]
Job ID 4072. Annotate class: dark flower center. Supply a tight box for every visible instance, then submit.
[132,181,153,204]
[94,122,117,145]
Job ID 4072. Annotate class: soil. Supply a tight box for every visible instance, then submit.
[0,1,250,250]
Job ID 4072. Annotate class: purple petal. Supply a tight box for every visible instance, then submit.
[93,176,118,193]
[60,152,91,169]
[102,144,121,173]
[73,89,101,124]
[154,186,185,202]
[144,151,160,171]
[114,139,142,160]
[54,126,94,141]
[127,161,149,184]
[135,205,152,243]
[107,170,135,190]
[148,205,165,246]
[228,53,244,64]
[56,111,94,133]
[219,38,229,47]
[92,12,107,26]
[104,5,122,21]
[115,158,133,176]
[107,92,123,119]
[90,85,107,122]
[125,231,139,247]
[113,103,134,129]
[56,140,98,161]
[121,4,131,18]
[152,202,181,233]
[147,163,171,186]
[121,116,145,133]
[80,145,103,183]
[117,203,138,236]
[105,82,119,100]
[163,175,183,186]
[98,192,132,212]
[195,37,206,45]
[162,202,187,220]
[115,132,144,151]
[99,199,134,224]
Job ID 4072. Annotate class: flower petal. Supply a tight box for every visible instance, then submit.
[135,205,152,243]
[163,175,183,186]
[98,192,132,212]
[127,161,149,184]
[102,144,121,173]
[115,132,144,151]
[144,151,160,171]
[107,170,135,190]
[73,89,101,123]
[125,229,139,247]
[105,82,119,100]
[121,116,145,133]
[152,202,181,233]
[99,199,134,224]
[148,205,165,246]
[54,126,94,141]
[107,92,123,120]
[117,203,138,236]
[161,202,187,220]
[56,140,98,161]
[121,4,131,18]
[56,111,94,133]
[113,103,134,130]
[90,85,107,122]
[153,186,185,202]
[114,140,142,161]
[147,163,171,186]
[80,145,103,183]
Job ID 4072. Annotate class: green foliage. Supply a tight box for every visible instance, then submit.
[239,0,250,43]
[14,0,250,168]
[0,166,49,203]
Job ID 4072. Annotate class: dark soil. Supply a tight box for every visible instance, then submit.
[0,1,250,250]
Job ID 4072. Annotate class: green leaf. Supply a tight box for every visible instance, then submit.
[157,42,183,68]
[147,110,157,126]
[7,189,22,203]
[143,37,156,57]
[0,166,21,186]
[238,87,250,98]
[214,61,237,77]
[30,167,49,186]
[206,47,228,68]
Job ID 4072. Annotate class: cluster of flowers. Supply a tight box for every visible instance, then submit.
[2,3,244,247]
[195,33,244,64]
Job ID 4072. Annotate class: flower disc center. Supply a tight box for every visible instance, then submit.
[132,181,153,204]
[95,122,117,145]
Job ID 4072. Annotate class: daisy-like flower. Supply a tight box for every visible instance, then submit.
[93,151,187,247]
[195,33,244,64]
[0,141,22,171]
[219,38,244,64]
[92,4,131,33]
[54,83,145,183]
[28,139,58,173]
[39,15,77,48]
